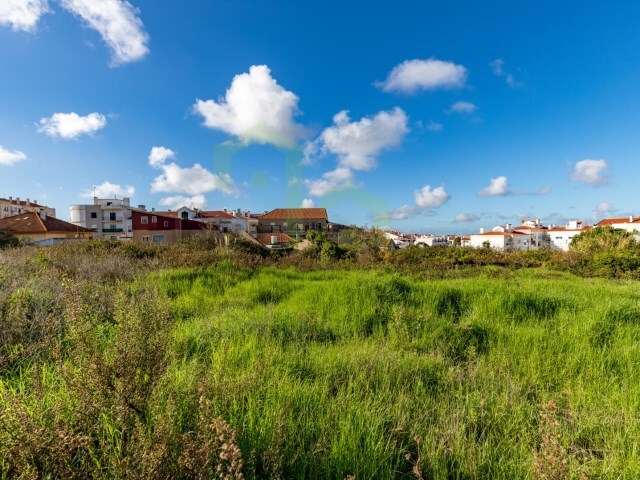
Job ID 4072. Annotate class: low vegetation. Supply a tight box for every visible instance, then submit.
[0,233,639,478]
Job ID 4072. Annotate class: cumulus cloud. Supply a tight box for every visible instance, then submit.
[38,112,107,139]
[425,120,443,132]
[571,159,609,186]
[377,58,468,94]
[159,195,208,211]
[593,201,615,217]
[0,145,27,166]
[0,0,49,32]
[194,65,306,147]
[448,100,477,114]
[82,181,135,198]
[303,108,409,198]
[454,213,480,223]
[490,59,522,88]
[148,146,239,198]
[312,108,409,171]
[478,176,510,197]
[304,167,355,197]
[148,146,175,167]
[59,0,149,65]
[387,185,450,220]
[301,198,316,208]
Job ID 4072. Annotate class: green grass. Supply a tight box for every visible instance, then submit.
[2,263,640,478]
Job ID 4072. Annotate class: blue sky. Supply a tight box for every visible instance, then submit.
[1,0,639,233]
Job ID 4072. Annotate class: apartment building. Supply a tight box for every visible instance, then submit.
[131,210,210,244]
[548,221,590,251]
[70,197,147,240]
[0,197,56,219]
[595,216,640,240]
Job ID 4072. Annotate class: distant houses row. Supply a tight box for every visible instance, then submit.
[385,217,640,252]
[1,194,638,251]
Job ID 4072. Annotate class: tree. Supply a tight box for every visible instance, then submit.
[570,226,638,253]
[0,231,19,249]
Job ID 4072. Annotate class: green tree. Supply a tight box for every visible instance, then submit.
[570,226,638,253]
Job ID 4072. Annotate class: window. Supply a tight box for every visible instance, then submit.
[141,216,148,224]
[164,221,169,227]
[152,216,157,223]
[109,212,116,221]
[110,224,117,231]
[90,212,97,219]
[181,211,189,220]
[152,235,165,243]
[142,236,150,242]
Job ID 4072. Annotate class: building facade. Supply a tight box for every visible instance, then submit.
[0,211,92,245]
[0,197,56,219]
[130,210,211,244]
[70,197,146,240]
[257,208,329,239]
[548,221,590,251]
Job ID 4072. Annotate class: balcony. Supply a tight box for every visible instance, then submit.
[102,228,124,233]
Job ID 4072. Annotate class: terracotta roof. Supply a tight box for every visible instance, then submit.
[199,210,237,219]
[596,217,640,226]
[514,226,548,232]
[0,212,92,234]
[153,211,179,218]
[256,232,297,245]
[473,231,528,237]
[547,226,591,233]
[260,208,328,221]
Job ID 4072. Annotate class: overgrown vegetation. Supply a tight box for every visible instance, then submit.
[1,235,640,478]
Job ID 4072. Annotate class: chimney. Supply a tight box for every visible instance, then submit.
[26,198,30,206]
[39,210,46,220]
[630,215,634,223]
[480,227,485,234]
[16,197,20,204]
[506,223,512,231]
[9,196,12,201]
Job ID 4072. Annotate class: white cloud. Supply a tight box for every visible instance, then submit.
[490,59,522,88]
[425,120,443,132]
[454,213,480,223]
[148,146,175,167]
[59,0,149,65]
[0,0,49,32]
[571,159,609,186]
[387,184,450,220]
[194,65,306,147]
[0,145,27,166]
[377,58,468,94]
[414,185,450,209]
[594,201,614,217]
[83,181,135,198]
[448,101,477,114]
[38,112,107,139]
[478,176,510,197]
[148,146,239,197]
[159,195,208,211]
[304,167,355,197]
[301,198,316,208]
[314,107,409,171]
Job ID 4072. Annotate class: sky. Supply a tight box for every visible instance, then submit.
[0,0,639,234]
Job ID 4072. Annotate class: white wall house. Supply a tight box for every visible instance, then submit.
[414,235,448,247]
[469,228,533,251]
[548,221,590,251]
[595,216,640,241]
[384,231,414,249]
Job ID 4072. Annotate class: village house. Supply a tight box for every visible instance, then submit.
[384,231,414,249]
[413,235,449,247]
[130,210,211,244]
[512,219,550,249]
[0,211,92,245]
[158,207,253,235]
[1,197,56,219]
[469,225,533,251]
[595,216,640,240]
[256,232,297,249]
[257,208,329,239]
[548,220,590,251]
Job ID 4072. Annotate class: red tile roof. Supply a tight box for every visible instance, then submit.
[547,226,591,232]
[0,212,92,234]
[256,233,297,245]
[596,217,640,226]
[260,208,328,221]
[199,210,237,219]
[473,231,528,237]
[153,211,179,218]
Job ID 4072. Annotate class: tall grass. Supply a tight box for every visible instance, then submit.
[1,245,640,478]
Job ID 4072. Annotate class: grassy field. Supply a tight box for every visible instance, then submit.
[1,246,640,478]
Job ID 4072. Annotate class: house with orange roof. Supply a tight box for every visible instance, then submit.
[0,211,92,245]
[468,228,533,251]
[595,216,640,240]
[548,220,591,251]
[258,208,332,240]
[159,207,253,235]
